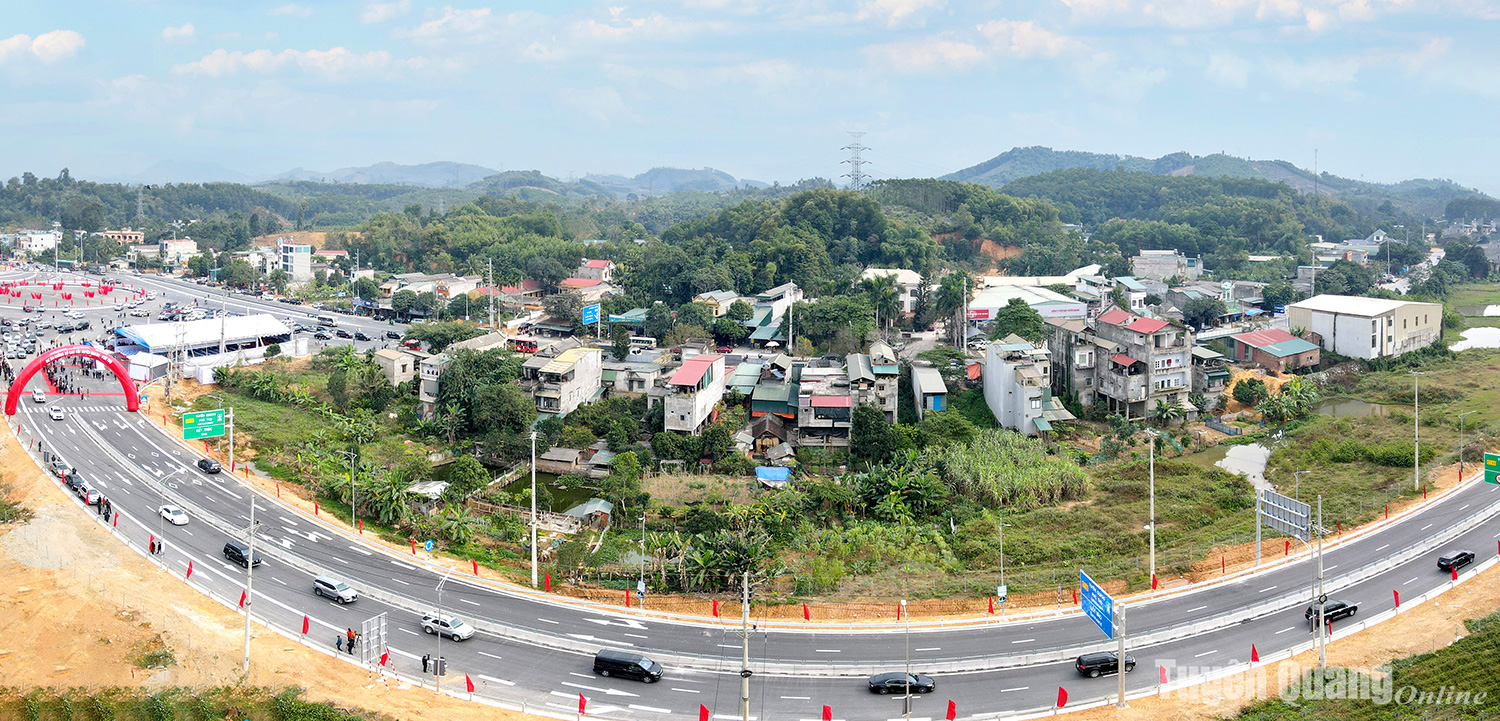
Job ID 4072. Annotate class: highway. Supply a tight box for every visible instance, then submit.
[5,271,1500,719]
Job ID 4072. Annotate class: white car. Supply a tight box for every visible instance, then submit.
[421,614,475,641]
[158,505,189,526]
[47,406,64,421]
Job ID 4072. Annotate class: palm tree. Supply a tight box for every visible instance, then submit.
[1151,399,1185,427]
[859,274,901,332]
[438,504,476,545]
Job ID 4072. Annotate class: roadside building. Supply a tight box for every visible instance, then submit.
[1227,328,1321,373]
[794,358,853,448]
[575,258,616,283]
[1091,308,1193,419]
[101,228,146,244]
[910,364,949,419]
[694,290,742,317]
[982,338,1074,436]
[523,346,603,417]
[1131,249,1202,281]
[859,268,923,314]
[159,238,200,267]
[1286,294,1442,360]
[664,353,726,434]
[602,358,667,400]
[845,340,900,423]
[967,285,1087,325]
[277,237,314,282]
[1190,345,1231,399]
[373,347,425,386]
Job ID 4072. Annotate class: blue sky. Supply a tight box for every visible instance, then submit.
[2,1,1498,194]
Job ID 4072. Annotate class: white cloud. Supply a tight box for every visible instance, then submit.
[362,0,412,24]
[976,19,1079,58]
[161,24,196,43]
[0,30,85,64]
[574,10,727,41]
[556,85,633,129]
[270,4,312,18]
[172,47,396,80]
[858,0,945,27]
[1205,51,1252,87]
[1058,0,1434,30]
[401,7,494,41]
[864,36,986,75]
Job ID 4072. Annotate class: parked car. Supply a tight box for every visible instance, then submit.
[158,505,189,526]
[421,614,475,641]
[313,575,359,603]
[1075,652,1135,678]
[48,459,73,477]
[1305,600,1358,626]
[314,330,333,340]
[75,480,102,505]
[385,330,402,340]
[868,672,936,694]
[64,471,86,493]
[222,540,262,568]
[592,649,661,683]
[1437,550,1475,572]
[353,331,371,342]
[197,458,222,474]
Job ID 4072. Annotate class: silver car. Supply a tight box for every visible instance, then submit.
[421,614,475,641]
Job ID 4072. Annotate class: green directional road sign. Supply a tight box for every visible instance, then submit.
[182,409,225,440]
[1486,452,1500,485]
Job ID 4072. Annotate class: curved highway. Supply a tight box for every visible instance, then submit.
[6,271,1500,719]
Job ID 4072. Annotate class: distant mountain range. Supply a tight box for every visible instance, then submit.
[271,161,499,187]
[943,146,1492,217]
[584,167,767,195]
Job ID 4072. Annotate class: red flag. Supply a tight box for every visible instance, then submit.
[1452,567,1458,581]
[1285,539,1291,556]
[1251,644,1259,663]
[1072,588,1078,605]
[314,501,319,515]
[379,650,389,666]
[1056,687,1068,708]
[712,599,719,617]
[473,559,479,575]
[112,512,118,528]
[411,537,416,554]
[1159,666,1168,684]
[1222,556,1226,574]
[358,519,363,533]
[239,590,247,608]
[945,700,956,721]
[466,674,475,693]
[186,561,193,579]
[699,705,710,721]
[627,590,632,607]
[302,615,310,634]
[803,603,810,621]
[988,596,994,614]
[546,573,552,592]
[896,603,901,621]
[821,705,831,721]
[1151,573,1157,590]
[578,693,587,715]
[1393,590,1400,608]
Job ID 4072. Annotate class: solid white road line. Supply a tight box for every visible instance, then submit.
[478,651,503,660]
[1000,686,1028,693]
[539,618,560,624]
[623,633,648,639]
[477,674,516,686]
[1186,605,1207,613]
[459,598,481,606]
[1010,638,1035,644]
[781,696,810,700]
[1276,627,1295,634]
[1376,544,1390,552]
[1259,586,1277,593]
[1421,523,1434,531]
[717,644,741,649]
[1195,650,1217,658]
[672,688,701,694]
[628,704,671,713]
[915,647,941,652]
[814,649,840,653]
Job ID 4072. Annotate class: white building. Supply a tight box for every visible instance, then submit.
[530,347,604,417]
[860,268,923,314]
[1286,294,1443,360]
[1131,250,1202,281]
[14,230,61,254]
[576,258,616,283]
[968,285,1087,322]
[665,353,726,434]
[277,237,314,282]
[159,238,200,266]
[983,338,1075,436]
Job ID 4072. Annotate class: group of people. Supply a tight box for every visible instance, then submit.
[335,627,360,654]
[41,359,105,398]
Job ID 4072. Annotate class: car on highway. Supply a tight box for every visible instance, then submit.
[130,309,149,317]
[1437,550,1475,572]
[74,480,102,505]
[222,540,262,568]
[592,649,661,682]
[314,330,333,340]
[353,331,371,342]
[385,330,402,340]
[196,458,222,474]
[64,311,83,320]
[48,406,65,421]
[1305,599,1358,626]
[32,389,46,403]
[48,459,73,477]
[867,672,936,694]
[158,505,189,526]
[1075,652,1135,678]
[421,614,475,641]
[63,471,86,493]
[335,329,352,339]
[312,575,359,603]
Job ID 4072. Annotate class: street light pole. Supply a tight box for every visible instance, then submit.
[1148,430,1156,588]
[1458,410,1477,479]
[1293,469,1310,502]
[537,428,543,587]
[241,498,258,674]
[436,569,452,695]
[338,449,357,533]
[1411,371,1423,491]
[902,599,911,721]
[997,520,1012,615]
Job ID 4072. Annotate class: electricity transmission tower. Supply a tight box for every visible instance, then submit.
[842,132,869,190]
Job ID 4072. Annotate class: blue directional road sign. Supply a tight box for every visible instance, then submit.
[581,303,601,326]
[424,539,435,553]
[1079,569,1114,639]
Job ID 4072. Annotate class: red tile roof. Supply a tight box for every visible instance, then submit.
[1111,353,1141,366]
[585,259,612,269]
[1232,328,1298,349]
[1098,308,1169,334]
[560,277,602,288]
[809,395,852,408]
[668,354,722,386]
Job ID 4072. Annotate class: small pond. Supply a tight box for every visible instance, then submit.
[1181,442,1273,492]
[500,472,594,514]
[1451,327,1500,351]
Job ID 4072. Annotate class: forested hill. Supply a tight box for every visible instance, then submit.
[944,146,1490,217]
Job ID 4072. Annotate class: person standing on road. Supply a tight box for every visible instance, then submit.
[336,635,343,652]
[422,654,430,674]
[346,628,356,654]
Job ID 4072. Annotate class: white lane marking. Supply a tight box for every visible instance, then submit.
[539,618,560,624]
[717,644,741,649]
[332,556,349,564]
[1276,627,1295,635]
[1460,504,1470,511]
[716,715,757,720]
[273,578,287,586]
[391,560,416,569]
[398,628,420,636]
[1258,586,1277,593]
[814,649,840,653]
[623,633,648,639]
[1375,544,1390,552]
[1421,523,1434,531]
[1186,605,1207,613]
[1404,576,1419,585]
[477,674,516,686]
[279,516,299,526]
[915,647,941,652]
[781,696,810,700]
[629,705,671,714]
[180,529,193,537]
[1195,650,1217,658]
[1325,565,1338,571]
[478,651,503,660]
[1010,638,1035,644]
[347,545,373,556]
[459,598,481,606]
[390,578,410,586]
[1000,686,1029,693]
[672,688,701,694]
[561,681,638,697]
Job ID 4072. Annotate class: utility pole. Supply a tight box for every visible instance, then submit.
[529,431,538,588]
[1459,410,1477,479]
[1115,603,1127,708]
[1412,371,1423,491]
[739,571,753,721]
[435,569,452,695]
[841,132,869,191]
[903,599,912,721]
[1316,496,1326,673]
[487,258,495,331]
[1148,430,1157,585]
[241,497,258,674]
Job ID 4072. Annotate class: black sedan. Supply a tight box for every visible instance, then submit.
[1437,550,1475,572]
[1305,599,1357,626]
[196,458,222,474]
[867,672,935,695]
[353,331,371,342]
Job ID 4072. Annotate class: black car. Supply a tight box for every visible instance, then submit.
[314,330,333,340]
[64,471,87,493]
[353,331,371,342]
[335,329,352,339]
[385,330,402,340]
[1437,550,1475,572]
[867,672,936,694]
[222,540,262,568]
[1075,652,1135,678]
[197,458,222,474]
[1305,600,1358,625]
[592,649,663,683]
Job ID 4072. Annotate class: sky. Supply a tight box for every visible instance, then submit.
[2,0,1498,194]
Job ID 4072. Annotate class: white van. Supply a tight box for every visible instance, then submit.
[316,315,338,327]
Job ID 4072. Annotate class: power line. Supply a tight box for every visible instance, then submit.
[841,131,869,191]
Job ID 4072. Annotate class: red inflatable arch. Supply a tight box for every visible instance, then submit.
[5,345,139,415]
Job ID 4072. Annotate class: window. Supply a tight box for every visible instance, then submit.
[1424,314,1429,325]
[1403,319,1407,329]
[1030,399,1042,410]
[1371,334,1378,349]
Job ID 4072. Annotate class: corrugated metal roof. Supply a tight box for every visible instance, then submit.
[1261,338,1321,358]
[1111,353,1141,366]
[846,354,874,382]
[669,354,721,386]
[809,395,851,408]
[540,347,596,374]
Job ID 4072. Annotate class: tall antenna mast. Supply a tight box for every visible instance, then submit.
[842,132,869,191]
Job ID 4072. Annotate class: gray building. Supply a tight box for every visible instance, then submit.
[982,338,1075,435]
[1131,250,1202,282]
